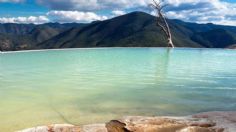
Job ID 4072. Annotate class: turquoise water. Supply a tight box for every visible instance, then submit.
[0,48,236,131]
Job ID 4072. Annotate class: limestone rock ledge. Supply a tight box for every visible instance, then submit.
[17,111,236,132]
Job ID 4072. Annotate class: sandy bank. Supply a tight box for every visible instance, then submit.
[17,111,236,132]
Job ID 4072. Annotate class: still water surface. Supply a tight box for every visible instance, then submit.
[0,48,236,131]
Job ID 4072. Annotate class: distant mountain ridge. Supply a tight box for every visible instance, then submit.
[1,11,236,51]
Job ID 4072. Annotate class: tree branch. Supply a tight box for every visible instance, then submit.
[150,0,174,48]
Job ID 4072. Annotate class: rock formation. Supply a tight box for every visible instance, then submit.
[17,111,236,132]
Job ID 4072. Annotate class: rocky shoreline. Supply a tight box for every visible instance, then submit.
[18,111,236,132]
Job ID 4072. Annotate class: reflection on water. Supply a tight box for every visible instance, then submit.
[0,48,236,131]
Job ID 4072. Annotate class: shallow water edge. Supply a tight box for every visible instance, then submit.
[1,48,236,131]
[18,111,236,132]
[1,47,235,53]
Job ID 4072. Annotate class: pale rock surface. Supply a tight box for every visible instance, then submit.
[18,111,236,132]
[82,124,107,132]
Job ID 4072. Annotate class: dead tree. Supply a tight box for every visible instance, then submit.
[150,0,175,48]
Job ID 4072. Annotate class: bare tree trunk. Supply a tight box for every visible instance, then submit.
[150,0,175,48]
[168,38,174,48]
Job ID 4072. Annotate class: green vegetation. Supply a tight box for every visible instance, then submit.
[1,12,236,51]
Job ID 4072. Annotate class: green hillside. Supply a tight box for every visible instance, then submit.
[1,11,236,51]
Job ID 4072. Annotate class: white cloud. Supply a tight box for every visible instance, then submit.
[159,0,236,26]
[1,0,236,26]
[47,11,108,23]
[35,0,236,25]
[37,0,153,11]
[112,10,126,16]
[0,16,49,24]
[164,0,203,6]
[0,10,109,24]
[165,11,186,19]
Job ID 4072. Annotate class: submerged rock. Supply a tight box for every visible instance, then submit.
[17,124,80,132]
[82,124,107,132]
[118,116,220,132]
[18,111,236,132]
[106,120,130,132]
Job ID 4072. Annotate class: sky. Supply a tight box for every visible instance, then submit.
[0,0,236,26]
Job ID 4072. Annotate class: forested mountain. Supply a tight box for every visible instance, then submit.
[1,12,236,51]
